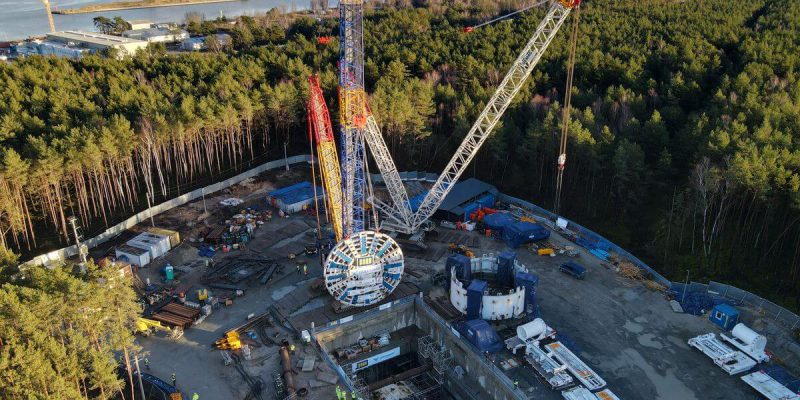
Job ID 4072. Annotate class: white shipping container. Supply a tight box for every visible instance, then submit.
[115,245,151,267]
[127,232,170,259]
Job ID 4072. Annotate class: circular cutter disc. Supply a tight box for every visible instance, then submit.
[324,231,404,307]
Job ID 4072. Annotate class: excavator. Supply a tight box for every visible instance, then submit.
[135,317,183,339]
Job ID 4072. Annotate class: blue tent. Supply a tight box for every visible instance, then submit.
[502,221,550,248]
[455,319,503,352]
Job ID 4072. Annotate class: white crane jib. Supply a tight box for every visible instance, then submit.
[362,0,578,234]
[407,1,576,232]
[365,0,580,234]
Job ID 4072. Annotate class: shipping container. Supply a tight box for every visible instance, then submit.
[115,244,151,267]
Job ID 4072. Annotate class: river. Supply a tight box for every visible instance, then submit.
[0,0,319,41]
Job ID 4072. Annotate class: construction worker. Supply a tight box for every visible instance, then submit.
[303,263,308,276]
[191,393,199,400]
[289,343,296,354]
[335,385,343,400]
[513,379,519,389]
[296,263,301,274]
[143,358,150,370]
[171,372,176,387]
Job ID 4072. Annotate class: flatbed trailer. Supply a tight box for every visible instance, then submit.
[545,341,606,391]
[594,388,621,400]
[741,371,800,400]
[688,333,756,375]
[523,342,574,390]
[562,386,596,400]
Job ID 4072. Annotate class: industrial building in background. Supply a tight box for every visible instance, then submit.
[19,31,149,59]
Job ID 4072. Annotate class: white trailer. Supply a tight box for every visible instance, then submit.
[741,371,800,400]
[688,333,756,375]
[524,342,574,390]
[594,388,621,400]
[505,319,571,390]
[562,386,597,400]
[545,341,606,391]
[721,323,770,363]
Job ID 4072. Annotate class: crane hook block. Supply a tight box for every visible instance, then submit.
[557,154,567,167]
[463,26,475,33]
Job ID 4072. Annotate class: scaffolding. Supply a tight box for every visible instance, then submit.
[417,335,452,381]
[349,371,370,400]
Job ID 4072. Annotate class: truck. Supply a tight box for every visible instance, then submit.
[559,261,586,280]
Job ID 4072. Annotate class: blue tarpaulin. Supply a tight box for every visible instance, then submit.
[762,365,800,393]
[483,212,514,233]
[408,190,429,212]
[502,221,550,248]
[267,182,323,213]
[456,319,503,353]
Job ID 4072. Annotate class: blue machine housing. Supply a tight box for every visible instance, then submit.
[514,272,539,313]
[502,221,550,248]
[446,254,472,281]
[709,303,740,331]
[497,251,516,287]
[455,319,504,353]
[466,280,488,320]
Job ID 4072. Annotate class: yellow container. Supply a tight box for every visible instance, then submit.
[537,248,554,256]
[146,227,181,248]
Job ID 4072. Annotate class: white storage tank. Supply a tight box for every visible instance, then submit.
[517,318,547,341]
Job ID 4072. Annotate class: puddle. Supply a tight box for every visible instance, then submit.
[637,333,664,349]
[623,320,644,334]
[271,285,295,301]
[290,298,325,316]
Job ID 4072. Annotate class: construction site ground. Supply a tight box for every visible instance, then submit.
[502,229,759,400]
[126,170,774,399]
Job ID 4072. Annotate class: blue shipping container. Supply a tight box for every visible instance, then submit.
[709,303,739,331]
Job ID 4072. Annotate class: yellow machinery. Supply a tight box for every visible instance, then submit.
[135,317,183,339]
[214,331,242,350]
[449,243,475,258]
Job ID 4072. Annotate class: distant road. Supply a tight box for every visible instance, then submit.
[53,0,239,15]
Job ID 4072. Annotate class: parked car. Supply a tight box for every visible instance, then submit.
[559,261,586,279]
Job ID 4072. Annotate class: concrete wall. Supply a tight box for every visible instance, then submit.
[314,296,523,400]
